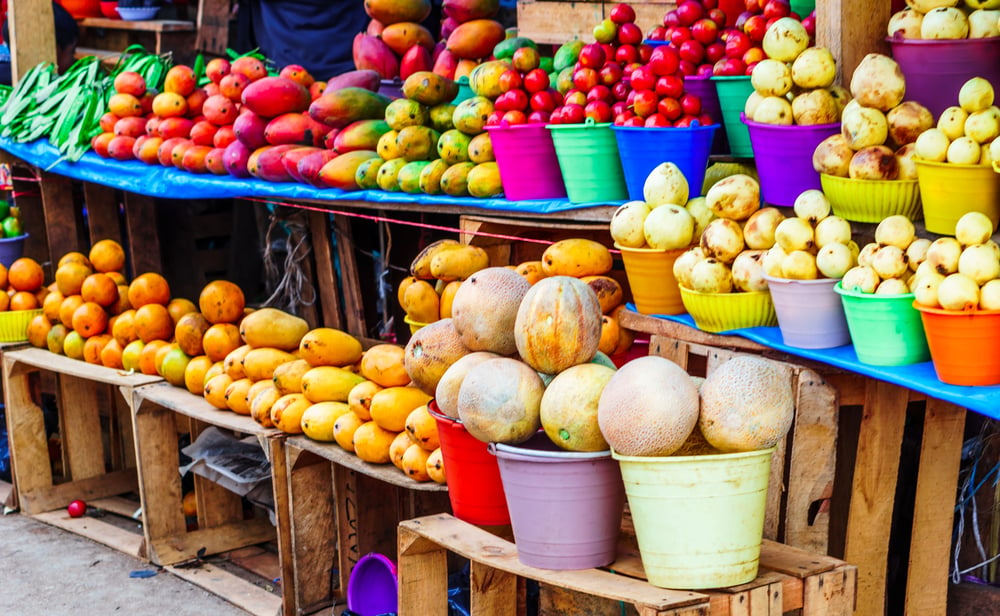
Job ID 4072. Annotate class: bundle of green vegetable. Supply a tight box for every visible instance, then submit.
[0,45,171,163]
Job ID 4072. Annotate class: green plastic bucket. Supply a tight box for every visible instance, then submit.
[711,76,754,158]
[548,119,629,204]
[613,447,774,590]
[790,0,815,16]
[834,282,930,366]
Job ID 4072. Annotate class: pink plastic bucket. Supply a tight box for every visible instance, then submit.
[486,123,567,201]
[742,115,840,207]
[888,36,1000,120]
[429,402,510,526]
[489,433,625,570]
[764,275,851,349]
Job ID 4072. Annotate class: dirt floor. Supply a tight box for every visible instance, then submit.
[0,482,269,615]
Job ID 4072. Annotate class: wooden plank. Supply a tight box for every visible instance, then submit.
[18,468,137,514]
[815,0,891,87]
[266,437,299,616]
[287,450,337,614]
[188,416,244,529]
[7,0,56,83]
[649,335,690,369]
[287,435,446,492]
[59,373,105,480]
[471,559,518,616]
[83,183,122,245]
[620,310,772,354]
[802,566,857,616]
[90,495,142,518]
[149,518,276,565]
[308,210,343,329]
[333,215,367,338]
[333,463,360,599]
[32,508,145,557]
[397,526,451,616]
[195,0,231,55]
[165,562,283,616]
[79,17,196,31]
[784,369,837,554]
[3,362,51,511]
[842,379,909,616]
[516,0,674,45]
[123,193,162,276]
[38,170,83,262]
[5,347,161,386]
[904,399,966,616]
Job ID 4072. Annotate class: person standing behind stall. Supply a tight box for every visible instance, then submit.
[0,1,79,86]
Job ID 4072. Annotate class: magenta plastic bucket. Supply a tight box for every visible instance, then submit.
[489,433,624,570]
[428,402,510,526]
[347,553,397,615]
[888,36,1000,120]
[742,115,840,207]
[613,123,719,200]
[486,123,567,201]
[763,275,851,349]
[685,76,727,155]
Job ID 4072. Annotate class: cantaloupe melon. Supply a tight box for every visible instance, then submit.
[513,276,602,375]
[403,318,471,395]
[457,357,545,445]
[597,355,700,456]
[698,356,794,452]
[540,363,616,452]
[450,266,531,355]
[433,350,501,418]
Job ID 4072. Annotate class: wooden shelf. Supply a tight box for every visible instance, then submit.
[79,17,195,32]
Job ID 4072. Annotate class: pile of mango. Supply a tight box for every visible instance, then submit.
[398,239,491,327]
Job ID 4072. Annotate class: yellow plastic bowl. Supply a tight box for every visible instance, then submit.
[679,287,776,334]
[0,308,43,343]
[915,159,1000,235]
[819,174,921,224]
[403,314,430,335]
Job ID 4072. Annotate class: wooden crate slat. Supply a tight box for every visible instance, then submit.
[6,347,162,387]
[517,0,673,45]
[286,451,337,614]
[149,518,276,565]
[165,561,283,616]
[32,508,145,557]
[18,468,138,513]
[79,17,195,31]
[59,373,105,480]
[83,183,122,244]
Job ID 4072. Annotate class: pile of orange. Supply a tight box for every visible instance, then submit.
[0,256,48,313]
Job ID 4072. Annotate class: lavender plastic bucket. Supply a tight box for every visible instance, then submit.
[685,75,727,155]
[486,123,567,201]
[742,115,840,207]
[763,275,851,349]
[489,433,624,570]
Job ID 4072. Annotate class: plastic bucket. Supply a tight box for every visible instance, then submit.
[548,119,629,204]
[764,276,851,349]
[888,37,1000,120]
[486,123,567,201]
[743,115,840,207]
[489,433,625,570]
[711,76,754,158]
[790,0,815,16]
[616,244,686,315]
[916,305,1000,386]
[915,159,1000,236]
[614,447,775,589]
[685,76,727,154]
[378,79,404,100]
[347,553,397,615]
[835,283,929,366]
[452,76,474,105]
[613,123,718,200]
[680,287,777,333]
[0,233,27,268]
[428,402,510,526]
[820,174,922,224]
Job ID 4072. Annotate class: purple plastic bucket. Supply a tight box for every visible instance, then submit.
[889,36,1000,120]
[347,553,397,615]
[763,275,851,349]
[742,115,840,207]
[684,76,727,155]
[0,233,27,268]
[489,433,625,570]
[485,123,567,201]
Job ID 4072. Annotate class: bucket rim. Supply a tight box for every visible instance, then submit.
[614,242,690,255]
[612,445,776,463]
[763,274,842,287]
[489,440,614,460]
[547,118,612,132]
[346,552,398,610]
[914,158,995,172]
[403,314,429,327]
[912,302,1000,317]
[0,233,28,243]
[484,122,550,133]
[710,74,752,82]
[834,280,914,300]
[820,172,918,189]
[679,285,770,299]
[611,122,721,133]
[427,400,462,424]
[886,34,1000,47]
[741,113,840,131]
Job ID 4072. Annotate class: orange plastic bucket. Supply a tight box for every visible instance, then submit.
[616,244,686,315]
[915,304,1000,386]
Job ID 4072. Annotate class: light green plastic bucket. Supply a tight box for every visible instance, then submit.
[548,118,629,204]
[711,76,754,158]
[834,282,930,366]
[613,447,774,589]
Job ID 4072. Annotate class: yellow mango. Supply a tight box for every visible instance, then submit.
[270,393,312,434]
[239,307,310,351]
[358,344,410,387]
[301,401,353,442]
[272,358,313,395]
[243,347,297,382]
[580,275,625,314]
[298,327,363,367]
[402,279,440,324]
[251,385,281,428]
[369,386,433,432]
[540,238,614,278]
[409,238,461,279]
[224,344,253,380]
[429,244,490,282]
[301,365,368,403]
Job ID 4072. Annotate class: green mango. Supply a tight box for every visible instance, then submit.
[440,161,476,196]
[553,39,584,72]
[397,125,438,162]
[376,158,409,191]
[418,159,450,194]
[452,96,495,136]
[428,103,457,133]
[436,129,473,164]
[398,161,432,193]
[355,157,385,190]
[493,36,538,60]
[384,98,429,131]
[467,161,503,198]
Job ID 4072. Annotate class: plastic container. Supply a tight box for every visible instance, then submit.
[742,115,841,207]
[888,36,1000,120]
[684,76,727,154]
[378,79,404,100]
[548,119,629,204]
[820,174,922,223]
[764,276,851,349]
[711,76,755,158]
[835,283,929,366]
[613,447,775,589]
[403,315,428,335]
[790,0,815,17]
[915,304,1000,386]
[616,244,686,315]
[99,1,121,19]
[0,233,28,268]
[485,123,566,201]
[452,76,474,105]
[347,553,397,616]
[613,123,718,201]
[115,6,159,20]
[59,0,102,18]
[489,433,624,570]
[915,159,1000,236]
[679,287,777,333]
[0,308,42,343]
[428,402,510,526]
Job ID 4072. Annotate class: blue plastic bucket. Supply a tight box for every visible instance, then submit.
[613,123,718,200]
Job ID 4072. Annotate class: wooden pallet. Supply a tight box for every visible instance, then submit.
[278,435,450,616]
[620,310,965,616]
[398,513,857,615]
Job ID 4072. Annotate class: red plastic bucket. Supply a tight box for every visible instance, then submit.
[888,36,1000,120]
[485,123,567,201]
[742,115,840,207]
[428,401,510,526]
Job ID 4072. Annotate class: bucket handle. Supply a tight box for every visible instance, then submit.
[487,442,499,456]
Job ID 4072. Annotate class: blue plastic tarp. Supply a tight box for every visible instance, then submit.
[0,138,621,215]
[633,306,1000,421]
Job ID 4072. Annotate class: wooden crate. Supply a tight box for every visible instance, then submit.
[279,435,451,616]
[398,513,857,615]
[620,310,966,616]
[517,0,674,45]
[2,346,161,556]
[130,382,286,616]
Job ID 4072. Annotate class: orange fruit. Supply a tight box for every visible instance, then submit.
[100,337,125,369]
[58,251,91,269]
[0,292,9,311]
[10,291,39,311]
[81,273,120,307]
[8,258,44,292]
[111,284,132,314]
[134,303,174,343]
[198,280,246,324]
[63,330,86,360]
[127,272,171,308]
[111,309,137,346]
[182,491,198,517]
[71,301,109,337]
[83,334,112,364]
[59,294,85,328]
[202,322,241,362]
[175,311,210,356]
[34,286,50,307]
[26,314,51,348]
[167,297,198,324]
[89,239,126,273]
[121,339,145,371]
[55,261,93,296]
[183,355,214,395]
[138,339,169,376]
[0,262,8,288]
[105,271,127,285]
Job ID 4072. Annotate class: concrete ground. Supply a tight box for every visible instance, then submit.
[0,482,263,616]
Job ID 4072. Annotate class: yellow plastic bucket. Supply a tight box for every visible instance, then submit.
[616,244,686,315]
[916,159,1000,235]
[613,447,775,589]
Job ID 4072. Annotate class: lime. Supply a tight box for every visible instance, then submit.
[2,216,22,238]
[0,200,10,220]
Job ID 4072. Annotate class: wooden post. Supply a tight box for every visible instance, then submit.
[815,0,892,86]
[7,0,56,84]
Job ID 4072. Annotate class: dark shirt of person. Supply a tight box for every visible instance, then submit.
[0,1,79,86]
